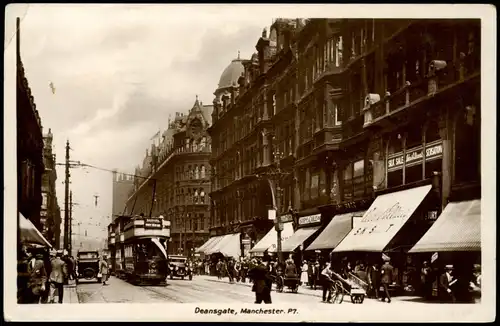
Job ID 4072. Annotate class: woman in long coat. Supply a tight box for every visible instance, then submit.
[99,255,110,285]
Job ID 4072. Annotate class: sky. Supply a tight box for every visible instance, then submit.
[6,4,272,250]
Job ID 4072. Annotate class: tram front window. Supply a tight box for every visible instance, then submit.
[134,239,168,277]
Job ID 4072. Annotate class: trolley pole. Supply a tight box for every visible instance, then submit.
[63,140,70,251]
[69,191,73,255]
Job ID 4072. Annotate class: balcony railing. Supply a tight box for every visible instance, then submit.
[363,60,479,127]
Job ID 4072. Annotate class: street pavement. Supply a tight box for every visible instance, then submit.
[75,275,425,305]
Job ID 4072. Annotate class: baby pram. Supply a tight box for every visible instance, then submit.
[275,269,300,293]
[330,271,367,304]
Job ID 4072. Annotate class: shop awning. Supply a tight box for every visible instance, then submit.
[202,235,224,254]
[277,226,320,253]
[409,199,481,253]
[205,233,241,258]
[333,184,432,253]
[306,211,366,251]
[254,222,294,254]
[19,213,52,248]
[196,236,217,253]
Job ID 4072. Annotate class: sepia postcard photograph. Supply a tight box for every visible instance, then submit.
[3,3,496,322]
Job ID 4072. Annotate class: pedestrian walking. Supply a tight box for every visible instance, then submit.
[69,256,78,281]
[234,259,241,282]
[367,263,380,299]
[26,249,48,304]
[99,254,110,285]
[49,250,67,304]
[439,265,457,303]
[321,262,334,303]
[380,256,394,303]
[249,260,272,304]
[227,259,234,283]
[300,261,309,286]
[216,260,222,279]
[420,261,433,300]
[241,259,249,283]
[40,250,53,304]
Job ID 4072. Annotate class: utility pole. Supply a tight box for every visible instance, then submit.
[63,140,70,251]
[69,191,73,255]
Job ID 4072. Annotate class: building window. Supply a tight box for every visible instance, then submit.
[186,138,190,151]
[200,190,205,204]
[192,140,198,152]
[195,165,199,179]
[336,36,343,67]
[194,190,199,204]
[201,165,206,179]
[200,137,207,151]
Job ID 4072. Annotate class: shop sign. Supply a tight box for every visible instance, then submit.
[279,214,293,223]
[426,211,438,221]
[298,214,321,226]
[387,141,443,172]
[144,218,162,229]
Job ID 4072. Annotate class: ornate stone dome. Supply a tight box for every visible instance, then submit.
[217,56,245,91]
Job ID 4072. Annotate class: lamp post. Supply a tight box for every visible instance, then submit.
[261,144,288,265]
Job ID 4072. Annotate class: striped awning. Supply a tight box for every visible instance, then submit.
[205,233,241,258]
[196,236,218,253]
[306,211,366,251]
[410,199,481,252]
[201,235,224,254]
[277,226,320,253]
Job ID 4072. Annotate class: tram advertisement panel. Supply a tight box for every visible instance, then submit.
[144,218,162,229]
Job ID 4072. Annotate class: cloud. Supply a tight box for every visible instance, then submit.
[10,4,270,239]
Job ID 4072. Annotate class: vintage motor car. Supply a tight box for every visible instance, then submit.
[168,255,190,280]
[76,250,102,283]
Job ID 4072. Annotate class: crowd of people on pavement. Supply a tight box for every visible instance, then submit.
[17,246,76,304]
[194,252,481,305]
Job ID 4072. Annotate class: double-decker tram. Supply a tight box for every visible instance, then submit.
[121,215,171,286]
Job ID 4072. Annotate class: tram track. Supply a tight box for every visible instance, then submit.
[140,285,185,303]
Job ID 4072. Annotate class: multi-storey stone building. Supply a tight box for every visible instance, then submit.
[41,129,61,248]
[206,18,481,274]
[123,98,212,256]
[17,17,45,233]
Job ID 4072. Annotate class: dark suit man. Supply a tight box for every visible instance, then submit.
[439,265,456,303]
[380,258,394,303]
[49,251,68,303]
[249,262,272,304]
[27,251,47,304]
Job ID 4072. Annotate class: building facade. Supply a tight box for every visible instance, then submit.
[208,18,481,263]
[124,98,213,256]
[41,129,61,248]
[112,171,134,219]
[17,17,45,232]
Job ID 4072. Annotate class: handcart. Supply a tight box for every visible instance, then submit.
[275,271,300,293]
[330,271,367,304]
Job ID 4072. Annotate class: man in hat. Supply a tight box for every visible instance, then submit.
[439,265,456,303]
[380,256,394,303]
[248,260,272,304]
[99,254,110,285]
[49,250,68,303]
[26,249,48,304]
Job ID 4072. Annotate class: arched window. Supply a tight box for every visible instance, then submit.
[192,140,198,152]
[186,138,190,151]
[201,165,206,178]
[195,165,199,179]
[194,190,199,204]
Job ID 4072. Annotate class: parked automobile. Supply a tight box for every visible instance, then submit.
[76,250,101,283]
[168,255,189,280]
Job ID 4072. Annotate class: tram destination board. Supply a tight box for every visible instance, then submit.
[144,218,162,229]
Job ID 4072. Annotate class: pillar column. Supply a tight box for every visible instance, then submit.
[439,109,452,210]
[262,129,271,166]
